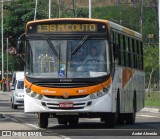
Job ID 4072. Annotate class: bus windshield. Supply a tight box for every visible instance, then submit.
[26,36,110,78]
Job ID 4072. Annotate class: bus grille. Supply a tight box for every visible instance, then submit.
[42,102,88,110]
[44,95,88,99]
[35,83,93,88]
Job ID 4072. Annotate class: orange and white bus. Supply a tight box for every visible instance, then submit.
[21,18,145,128]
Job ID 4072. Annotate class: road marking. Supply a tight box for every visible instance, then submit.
[10,118,19,122]
[137,114,160,118]
[80,118,100,121]
[26,123,40,129]
[61,136,71,139]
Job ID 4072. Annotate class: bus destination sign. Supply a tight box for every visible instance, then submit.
[37,24,97,33]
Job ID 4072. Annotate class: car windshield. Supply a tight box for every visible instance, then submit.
[26,36,110,78]
[17,81,24,89]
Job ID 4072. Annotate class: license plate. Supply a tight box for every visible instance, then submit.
[56,112,79,115]
[59,102,73,108]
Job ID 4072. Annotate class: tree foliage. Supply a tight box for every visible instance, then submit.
[3,0,48,47]
[144,45,159,96]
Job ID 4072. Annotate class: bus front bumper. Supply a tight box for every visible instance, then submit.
[24,93,112,113]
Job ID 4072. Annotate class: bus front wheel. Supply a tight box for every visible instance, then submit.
[38,113,49,128]
[68,117,79,126]
[103,113,116,128]
[58,117,68,125]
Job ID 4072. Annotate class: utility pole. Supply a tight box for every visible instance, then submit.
[1,0,4,79]
[73,0,77,17]
[57,0,61,18]
[158,0,160,90]
[89,0,91,18]
[49,0,51,19]
[140,0,143,34]
[34,0,38,20]
[7,38,8,80]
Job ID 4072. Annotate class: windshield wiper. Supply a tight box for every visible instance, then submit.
[44,35,59,58]
[71,35,89,55]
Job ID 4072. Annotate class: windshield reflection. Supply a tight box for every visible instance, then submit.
[26,37,109,78]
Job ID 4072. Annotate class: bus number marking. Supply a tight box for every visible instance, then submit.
[37,24,97,33]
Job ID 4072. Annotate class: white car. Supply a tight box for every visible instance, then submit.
[11,78,24,109]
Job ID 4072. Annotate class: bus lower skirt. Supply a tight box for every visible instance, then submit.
[49,112,115,118]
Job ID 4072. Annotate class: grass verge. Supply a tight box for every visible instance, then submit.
[145,92,160,107]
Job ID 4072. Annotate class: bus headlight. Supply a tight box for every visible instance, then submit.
[90,93,96,99]
[97,91,103,97]
[26,88,44,100]
[90,85,110,99]
[103,85,110,93]
[26,88,31,93]
[36,94,43,100]
[31,92,36,97]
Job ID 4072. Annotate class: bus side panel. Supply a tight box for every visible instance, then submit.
[112,66,124,112]
[122,68,145,113]
[113,66,145,114]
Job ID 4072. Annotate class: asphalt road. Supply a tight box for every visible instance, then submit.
[0,91,160,139]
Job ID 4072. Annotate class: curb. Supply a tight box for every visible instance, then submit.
[141,107,160,113]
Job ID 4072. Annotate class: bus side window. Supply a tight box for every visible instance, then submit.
[136,40,140,70]
[111,30,115,43]
[123,35,128,67]
[120,35,124,66]
[127,37,131,67]
[114,32,121,65]
[141,42,144,70]
[132,39,136,68]
[139,41,143,70]
[134,40,138,69]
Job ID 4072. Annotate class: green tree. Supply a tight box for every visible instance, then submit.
[1,0,49,72]
[144,45,159,97]
[4,0,48,47]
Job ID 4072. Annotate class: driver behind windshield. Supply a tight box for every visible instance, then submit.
[84,46,104,62]
[83,46,105,72]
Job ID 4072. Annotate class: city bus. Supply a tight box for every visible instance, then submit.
[20,18,145,128]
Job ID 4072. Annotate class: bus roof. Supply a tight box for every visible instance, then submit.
[109,21,142,39]
[26,18,109,25]
[26,18,142,38]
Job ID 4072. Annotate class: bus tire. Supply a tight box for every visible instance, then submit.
[38,113,49,128]
[126,95,136,125]
[104,113,116,128]
[68,117,79,126]
[58,117,68,125]
[116,91,124,124]
[117,114,124,124]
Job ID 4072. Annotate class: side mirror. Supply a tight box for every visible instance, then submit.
[16,33,25,54]
[113,43,120,59]
[16,33,25,65]
[17,39,23,54]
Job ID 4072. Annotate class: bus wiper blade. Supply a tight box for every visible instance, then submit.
[44,35,59,58]
[71,35,89,55]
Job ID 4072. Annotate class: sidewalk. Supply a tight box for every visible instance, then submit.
[141,107,160,113]
[0,90,11,119]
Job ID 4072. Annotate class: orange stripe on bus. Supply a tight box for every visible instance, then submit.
[122,68,135,89]
[24,76,112,96]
